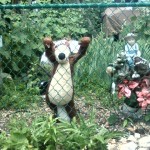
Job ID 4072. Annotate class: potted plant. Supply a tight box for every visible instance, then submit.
[117,76,150,118]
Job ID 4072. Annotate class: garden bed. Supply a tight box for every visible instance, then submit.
[0,95,150,134]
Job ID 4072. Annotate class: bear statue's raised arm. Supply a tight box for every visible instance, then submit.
[70,37,91,65]
[43,37,56,63]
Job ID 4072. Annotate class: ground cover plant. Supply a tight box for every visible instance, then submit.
[0,113,123,150]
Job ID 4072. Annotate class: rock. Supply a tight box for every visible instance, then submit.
[119,142,137,150]
[120,137,127,143]
[138,136,150,148]
[127,135,137,143]
[107,143,118,150]
[138,148,149,150]
[110,139,117,144]
[134,133,141,139]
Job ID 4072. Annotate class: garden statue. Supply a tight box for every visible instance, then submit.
[106,51,129,78]
[43,36,91,122]
[124,33,141,78]
[39,38,81,95]
[106,51,129,94]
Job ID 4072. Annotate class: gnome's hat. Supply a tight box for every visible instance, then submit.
[124,33,137,41]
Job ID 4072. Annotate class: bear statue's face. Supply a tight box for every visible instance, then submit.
[54,44,71,64]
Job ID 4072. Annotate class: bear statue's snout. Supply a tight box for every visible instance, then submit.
[58,53,65,60]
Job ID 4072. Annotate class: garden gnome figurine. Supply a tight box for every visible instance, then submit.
[124,33,141,68]
[124,33,141,78]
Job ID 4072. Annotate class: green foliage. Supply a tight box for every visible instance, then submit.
[144,113,150,122]
[122,118,133,128]
[73,34,124,108]
[0,114,123,150]
[0,79,40,110]
[132,9,150,40]
[0,7,88,77]
[107,113,118,125]
[58,114,122,150]
[74,34,123,90]
[124,92,139,108]
[0,9,42,76]
[31,116,58,149]
[0,0,11,4]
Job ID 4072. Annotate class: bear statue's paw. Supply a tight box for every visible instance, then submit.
[79,37,91,46]
[43,37,53,48]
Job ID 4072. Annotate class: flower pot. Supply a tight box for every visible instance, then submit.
[121,103,142,119]
[122,103,138,113]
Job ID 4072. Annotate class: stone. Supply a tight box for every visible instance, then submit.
[127,135,137,143]
[119,142,137,150]
[138,136,150,148]
[138,148,149,150]
[134,133,141,139]
[107,143,118,150]
[120,137,127,143]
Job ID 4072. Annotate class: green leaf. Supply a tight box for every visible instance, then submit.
[93,135,105,144]
[21,47,32,57]
[0,0,11,4]
[12,62,19,71]
[123,119,128,127]
[144,115,150,122]
[107,114,118,125]
[11,132,28,143]
[0,49,10,59]
[80,28,88,34]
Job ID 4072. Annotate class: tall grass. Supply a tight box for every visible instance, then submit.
[74,33,124,91]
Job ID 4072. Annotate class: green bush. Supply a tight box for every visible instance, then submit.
[0,79,41,110]
[0,114,123,150]
[0,6,88,77]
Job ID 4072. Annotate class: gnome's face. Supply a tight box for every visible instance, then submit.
[127,37,136,46]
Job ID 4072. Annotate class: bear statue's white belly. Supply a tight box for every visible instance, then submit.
[48,62,73,105]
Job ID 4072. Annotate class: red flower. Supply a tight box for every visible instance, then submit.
[136,88,150,109]
[118,80,139,99]
[139,78,150,89]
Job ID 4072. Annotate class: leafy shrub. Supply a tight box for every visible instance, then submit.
[0,114,123,150]
[0,6,88,77]
[0,79,41,110]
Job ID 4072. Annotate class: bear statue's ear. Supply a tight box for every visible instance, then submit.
[43,37,54,49]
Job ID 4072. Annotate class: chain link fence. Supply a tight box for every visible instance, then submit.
[0,1,150,137]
